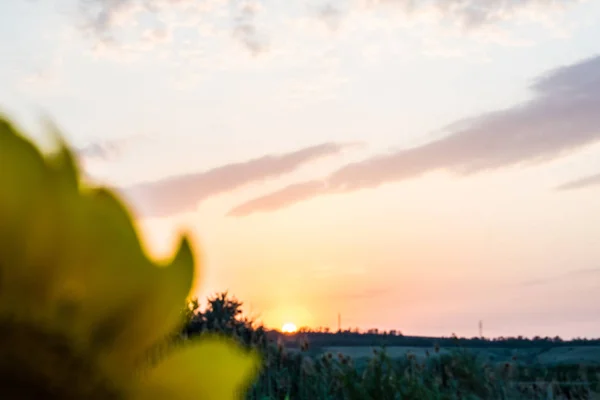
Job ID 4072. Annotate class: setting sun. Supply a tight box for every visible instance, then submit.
[281,323,297,333]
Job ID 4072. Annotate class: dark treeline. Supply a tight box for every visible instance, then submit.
[267,329,600,350]
[181,292,600,350]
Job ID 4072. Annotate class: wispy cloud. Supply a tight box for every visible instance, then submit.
[312,3,346,31]
[76,134,146,162]
[313,0,580,46]
[77,0,581,60]
[77,141,119,161]
[229,54,600,216]
[556,172,600,191]
[231,0,268,55]
[80,0,141,37]
[521,267,600,287]
[125,142,357,218]
[463,0,568,22]
[358,0,579,29]
[227,181,327,217]
[78,0,268,55]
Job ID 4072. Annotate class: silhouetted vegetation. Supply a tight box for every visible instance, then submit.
[269,330,600,351]
[182,291,268,350]
[181,292,600,399]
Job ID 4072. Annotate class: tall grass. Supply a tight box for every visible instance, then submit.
[245,342,596,399]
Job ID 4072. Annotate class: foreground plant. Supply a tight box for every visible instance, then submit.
[0,115,259,399]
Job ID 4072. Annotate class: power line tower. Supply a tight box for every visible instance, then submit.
[479,320,483,338]
[338,312,341,332]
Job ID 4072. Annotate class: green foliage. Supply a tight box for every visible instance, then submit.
[0,115,260,399]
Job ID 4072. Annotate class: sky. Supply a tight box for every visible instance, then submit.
[2,0,600,339]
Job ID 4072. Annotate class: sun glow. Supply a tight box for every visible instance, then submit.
[281,322,297,333]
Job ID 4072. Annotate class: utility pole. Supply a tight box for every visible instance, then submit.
[338,313,341,332]
[479,320,483,338]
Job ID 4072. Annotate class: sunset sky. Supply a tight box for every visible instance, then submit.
[2,0,600,339]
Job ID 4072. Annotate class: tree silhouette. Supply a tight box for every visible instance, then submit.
[182,292,266,349]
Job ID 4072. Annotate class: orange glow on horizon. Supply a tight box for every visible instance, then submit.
[281,322,298,333]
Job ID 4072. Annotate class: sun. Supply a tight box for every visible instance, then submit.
[281,322,297,334]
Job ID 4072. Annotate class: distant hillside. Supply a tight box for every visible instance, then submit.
[318,345,600,367]
[266,330,600,350]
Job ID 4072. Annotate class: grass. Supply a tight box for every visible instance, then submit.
[245,341,599,400]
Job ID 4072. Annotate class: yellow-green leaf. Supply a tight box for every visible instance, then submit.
[134,335,260,400]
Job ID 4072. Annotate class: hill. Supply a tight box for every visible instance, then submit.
[267,330,600,350]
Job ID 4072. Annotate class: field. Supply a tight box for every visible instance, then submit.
[321,345,600,366]
[270,343,600,399]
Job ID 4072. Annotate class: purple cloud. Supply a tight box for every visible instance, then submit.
[124,142,355,218]
[229,54,600,217]
[227,180,327,217]
[556,172,600,191]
